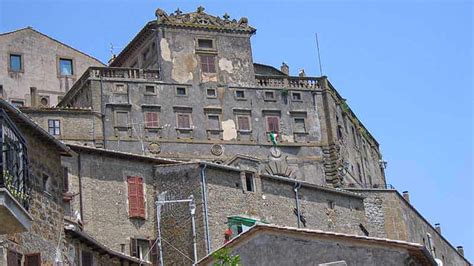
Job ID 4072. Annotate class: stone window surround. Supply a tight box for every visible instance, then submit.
[56,55,76,77]
[291,92,303,102]
[263,90,276,101]
[143,111,160,129]
[195,36,217,52]
[235,114,252,132]
[206,114,221,131]
[234,89,246,100]
[48,118,61,136]
[113,109,131,129]
[290,111,308,134]
[173,106,193,130]
[144,84,157,95]
[206,88,217,98]
[8,52,24,73]
[176,86,188,96]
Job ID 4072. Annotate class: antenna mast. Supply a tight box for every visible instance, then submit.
[315,33,323,76]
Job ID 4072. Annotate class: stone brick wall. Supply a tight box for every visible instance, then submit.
[0,123,65,265]
[353,189,469,265]
[154,163,369,264]
[62,150,158,256]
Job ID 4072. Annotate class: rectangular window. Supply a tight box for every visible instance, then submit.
[245,172,254,192]
[145,85,156,94]
[266,116,280,133]
[11,100,24,107]
[131,238,151,262]
[264,91,275,101]
[235,90,245,99]
[48,119,61,136]
[81,250,93,266]
[176,87,187,96]
[177,113,191,129]
[144,112,159,128]
[207,88,216,97]
[198,39,214,49]
[25,253,41,266]
[127,176,145,218]
[63,167,69,192]
[42,173,50,193]
[207,115,220,130]
[200,55,216,73]
[236,115,251,131]
[59,58,73,76]
[115,111,129,128]
[292,92,302,101]
[327,201,335,209]
[9,54,22,72]
[294,118,306,133]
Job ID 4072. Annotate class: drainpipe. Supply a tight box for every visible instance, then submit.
[200,164,211,254]
[99,78,106,149]
[294,182,302,228]
[77,153,84,222]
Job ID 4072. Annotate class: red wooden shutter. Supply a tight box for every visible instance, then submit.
[146,112,159,128]
[178,114,190,129]
[238,116,250,131]
[267,117,279,132]
[137,177,145,218]
[127,176,139,217]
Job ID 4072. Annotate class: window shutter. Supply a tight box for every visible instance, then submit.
[127,176,139,217]
[137,177,145,218]
[238,116,250,131]
[267,117,279,132]
[150,239,158,264]
[178,114,190,129]
[130,238,138,258]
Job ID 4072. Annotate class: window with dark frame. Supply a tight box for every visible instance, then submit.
[294,118,306,133]
[337,125,344,140]
[266,116,280,133]
[264,91,275,100]
[207,88,216,97]
[292,92,302,101]
[131,238,152,262]
[198,39,214,49]
[9,54,22,72]
[144,112,159,128]
[127,176,146,219]
[177,113,191,129]
[11,100,24,107]
[235,90,245,99]
[237,115,251,131]
[327,200,335,209]
[200,55,216,73]
[145,85,155,94]
[48,119,60,135]
[245,172,254,192]
[59,58,73,76]
[207,115,220,130]
[176,87,187,96]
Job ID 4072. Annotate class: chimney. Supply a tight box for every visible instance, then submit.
[457,246,464,256]
[435,223,441,234]
[402,191,410,203]
[30,87,37,107]
[280,62,289,75]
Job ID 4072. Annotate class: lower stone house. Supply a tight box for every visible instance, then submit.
[197,224,437,266]
[154,162,372,265]
[349,189,470,266]
[0,99,72,265]
[61,144,178,264]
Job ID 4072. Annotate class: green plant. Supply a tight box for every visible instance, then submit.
[281,88,289,96]
[212,248,241,266]
[3,170,29,202]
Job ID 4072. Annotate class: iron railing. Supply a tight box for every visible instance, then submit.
[0,109,31,210]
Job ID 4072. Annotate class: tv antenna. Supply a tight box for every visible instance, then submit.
[315,33,323,76]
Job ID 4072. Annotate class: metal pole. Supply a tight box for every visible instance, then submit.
[156,193,166,266]
[294,183,301,228]
[189,196,198,265]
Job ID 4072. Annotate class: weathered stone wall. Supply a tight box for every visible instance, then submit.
[154,163,369,264]
[0,123,65,265]
[62,151,158,255]
[22,108,100,146]
[353,189,469,266]
[0,28,104,106]
[202,231,431,266]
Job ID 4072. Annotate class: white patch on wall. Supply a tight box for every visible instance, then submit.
[218,58,233,73]
[160,39,171,62]
[222,119,237,140]
[281,134,294,143]
[171,50,196,83]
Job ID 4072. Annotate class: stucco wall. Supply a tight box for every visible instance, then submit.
[0,28,104,107]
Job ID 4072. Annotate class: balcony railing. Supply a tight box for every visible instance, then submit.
[255,75,321,89]
[89,67,160,80]
[343,183,395,190]
[0,110,31,210]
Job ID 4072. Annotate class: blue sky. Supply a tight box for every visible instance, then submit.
[1,0,472,261]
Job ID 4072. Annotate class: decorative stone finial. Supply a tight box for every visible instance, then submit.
[197,6,205,13]
[223,13,230,20]
[174,8,182,15]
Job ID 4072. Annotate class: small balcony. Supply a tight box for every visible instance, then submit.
[0,109,32,234]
